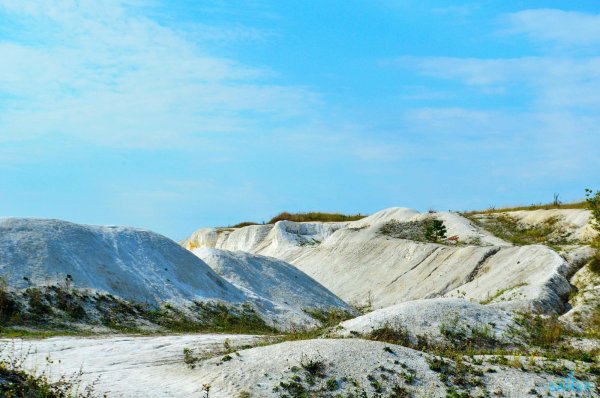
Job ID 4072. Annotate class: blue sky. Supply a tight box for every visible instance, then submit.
[1,1,599,239]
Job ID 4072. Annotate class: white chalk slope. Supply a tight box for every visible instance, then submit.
[0,218,350,328]
[0,218,241,306]
[184,208,574,313]
[193,248,353,327]
[2,336,586,397]
[333,298,521,345]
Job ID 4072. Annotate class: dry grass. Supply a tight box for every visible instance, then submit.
[230,221,260,228]
[225,211,367,228]
[267,211,365,224]
[464,213,574,246]
[465,200,587,215]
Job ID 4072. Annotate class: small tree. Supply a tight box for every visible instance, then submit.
[425,219,447,243]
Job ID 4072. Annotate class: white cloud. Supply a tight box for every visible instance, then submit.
[0,0,317,148]
[396,56,600,110]
[387,9,600,180]
[504,9,600,46]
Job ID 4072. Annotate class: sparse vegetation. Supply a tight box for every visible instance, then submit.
[480,283,528,305]
[0,285,276,338]
[0,344,101,397]
[225,211,367,228]
[465,200,587,215]
[379,218,449,244]
[427,355,483,392]
[367,325,412,347]
[268,212,365,224]
[183,348,199,369]
[302,308,353,327]
[465,213,574,246]
[439,317,499,350]
[231,221,260,228]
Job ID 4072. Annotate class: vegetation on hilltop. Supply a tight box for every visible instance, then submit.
[225,211,367,228]
[268,212,366,224]
[379,218,448,244]
[464,213,575,247]
[464,200,587,215]
[230,221,260,228]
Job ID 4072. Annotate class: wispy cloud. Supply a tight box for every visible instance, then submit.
[0,0,316,148]
[385,8,600,180]
[396,56,600,109]
[503,9,600,47]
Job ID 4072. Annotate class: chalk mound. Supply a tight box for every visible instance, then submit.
[197,339,574,397]
[0,218,243,307]
[333,298,520,346]
[193,247,353,327]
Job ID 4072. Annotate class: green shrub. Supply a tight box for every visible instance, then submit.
[425,219,447,243]
[0,278,19,322]
[586,189,600,236]
[0,354,98,397]
[513,314,565,348]
[585,189,600,274]
[367,325,412,347]
[302,307,353,327]
[24,288,53,316]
